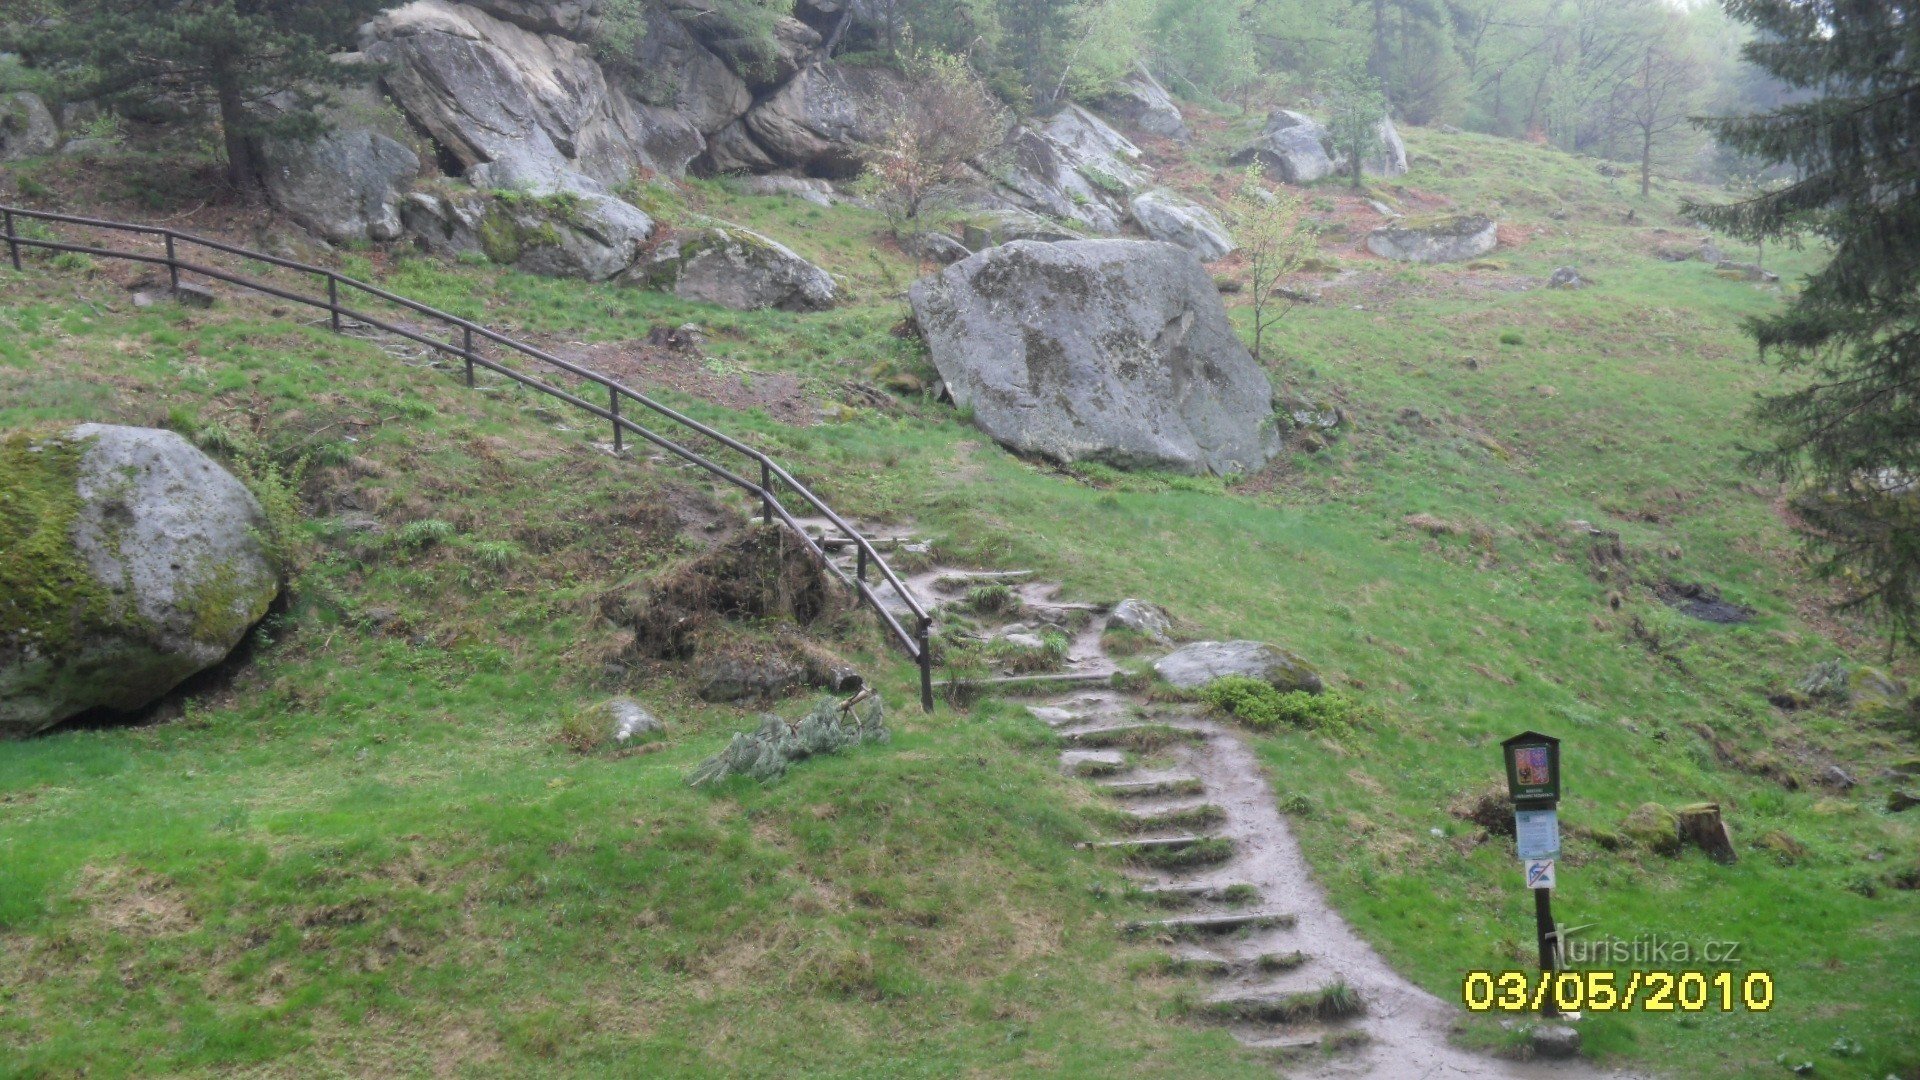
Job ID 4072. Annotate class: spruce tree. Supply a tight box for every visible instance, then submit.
[2,0,386,194]
[1690,0,1920,649]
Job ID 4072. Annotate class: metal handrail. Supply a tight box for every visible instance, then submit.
[0,202,936,710]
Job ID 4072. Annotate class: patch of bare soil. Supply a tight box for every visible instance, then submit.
[546,339,820,428]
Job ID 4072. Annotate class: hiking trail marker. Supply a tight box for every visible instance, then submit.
[1502,730,1564,1017]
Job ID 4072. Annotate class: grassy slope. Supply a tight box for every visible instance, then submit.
[1,116,1916,1079]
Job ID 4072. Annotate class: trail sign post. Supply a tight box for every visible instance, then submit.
[1502,730,1563,1017]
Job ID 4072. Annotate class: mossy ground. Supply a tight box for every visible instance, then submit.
[1,107,1916,1078]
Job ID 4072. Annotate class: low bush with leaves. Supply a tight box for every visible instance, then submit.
[1201,677,1368,734]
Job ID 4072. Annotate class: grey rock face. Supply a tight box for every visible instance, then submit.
[605,697,664,741]
[618,4,752,135]
[737,174,837,206]
[703,119,780,173]
[1153,640,1323,694]
[402,186,654,281]
[1231,110,1335,184]
[901,230,972,266]
[742,62,905,178]
[909,240,1281,476]
[468,0,600,36]
[1366,215,1498,264]
[1096,66,1188,142]
[1130,189,1235,261]
[262,127,420,243]
[364,0,694,189]
[994,128,1129,234]
[0,91,59,162]
[1110,599,1173,643]
[1042,105,1146,190]
[635,224,835,311]
[1,425,281,736]
[1548,266,1585,288]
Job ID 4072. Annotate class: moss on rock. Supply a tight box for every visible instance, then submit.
[0,427,110,655]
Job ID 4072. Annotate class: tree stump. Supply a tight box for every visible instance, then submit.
[1677,803,1737,864]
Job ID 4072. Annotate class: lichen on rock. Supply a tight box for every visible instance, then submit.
[1,424,283,737]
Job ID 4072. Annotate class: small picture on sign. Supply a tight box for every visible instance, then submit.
[1514,746,1551,787]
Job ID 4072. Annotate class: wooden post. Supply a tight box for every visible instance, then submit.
[165,233,179,290]
[463,326,474,387]
[610,386,622,453]
[3,210,19,272]
[328,274,341,333]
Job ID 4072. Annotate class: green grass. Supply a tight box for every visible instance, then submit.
[1,111,1916,1079]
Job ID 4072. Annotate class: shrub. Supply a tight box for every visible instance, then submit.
[1201,676,1366,734]
[1499,330,1525,346]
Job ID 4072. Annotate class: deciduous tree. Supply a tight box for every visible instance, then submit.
[1222,165,1312,368]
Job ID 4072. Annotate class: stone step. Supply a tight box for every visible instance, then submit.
[937,671,1119,696]
[1159,950,1308,976]
[1060,750,1127,777]
[1081,834,1218,853]
[1125,910,1296,936]
[1135,882,1258,907]
[1064,723,1206,749]
[1098,776,1206,798]
[933,570,1036,587]
[1026,705,1088,726]
[1200,983,1363,1024]
[1237,1027,1368,1057]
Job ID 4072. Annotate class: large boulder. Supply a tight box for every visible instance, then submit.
[363,0,695,189]
[993,128,1128,234]
[0,91,59,162]
[1366,214,1498,264]
[1096,65,1188,143]
[1153,640,1323,694]
[741,61,905,177]
[1130,189,1234,261]
[616,4,753,134]
[634,223,835,311]
[262,125,420,244]
[1339,116,1408,178]
[401,185,654,280]
[1,424,282,737]
[908,239,1282,476]
[1231,110,1336,184]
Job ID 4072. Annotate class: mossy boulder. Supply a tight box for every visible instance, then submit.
[400,184,655,281]
[1365,214,1498,264]
[1153,640,1323,695]
[1,424,282,736]
[1620,802,1682,856]
[632,223,835,312]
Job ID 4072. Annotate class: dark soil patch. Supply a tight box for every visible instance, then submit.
[1656,580,1755,624]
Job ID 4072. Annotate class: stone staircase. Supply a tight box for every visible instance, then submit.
[797,516,1640,1078]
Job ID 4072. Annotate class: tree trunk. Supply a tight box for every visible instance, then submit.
[1640,129,1652,198]
[215,70,262,198]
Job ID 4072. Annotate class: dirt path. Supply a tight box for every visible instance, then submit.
[796,516,1648,1078]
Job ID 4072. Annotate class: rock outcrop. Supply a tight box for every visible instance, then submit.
[991,107,1149,235]
[0,91,59,162]
[1,425,282,737]
[1130,189,1235,261]
[1231,110,1335,183]
[1366,215,1498,264]
[909,239,1281,476]
[1233,110,1407,182]
[401,185,654,280]
[1153,640,1323,694]
[262,123,421,243]
[737,61,905,177]
[618,3,753,134]
[635,223,836,311]
[1096,66,1188,142]
[362,0,697,188]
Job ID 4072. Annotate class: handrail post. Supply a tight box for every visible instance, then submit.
[856,544,868,606]
[918,615,934,712]
[164,232,178,290]
[760,461,774,526]
[610,386,622,454]
[3,210,18,272]
[327,274,341,333]
[463,325,475,388]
